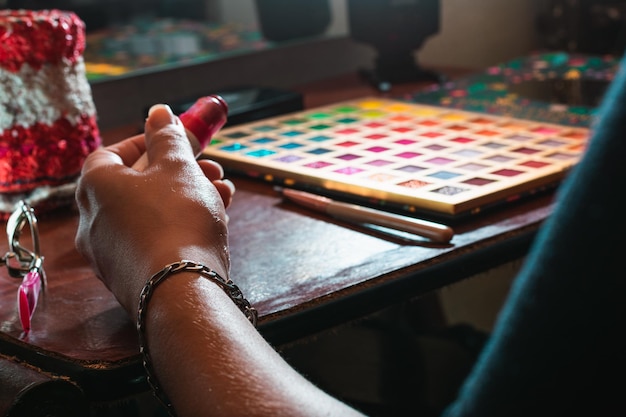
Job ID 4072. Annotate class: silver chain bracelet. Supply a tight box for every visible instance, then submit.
[137,260,258,416]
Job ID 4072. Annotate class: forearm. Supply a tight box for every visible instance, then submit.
[144,272,365,417]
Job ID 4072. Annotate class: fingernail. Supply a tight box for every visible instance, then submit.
[223,178,236,196]
[147,104,177,129]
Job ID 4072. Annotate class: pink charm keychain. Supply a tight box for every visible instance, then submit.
[2,200,46,334]
[17,270,42,331]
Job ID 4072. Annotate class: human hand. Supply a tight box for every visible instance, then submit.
[75,104,234,314]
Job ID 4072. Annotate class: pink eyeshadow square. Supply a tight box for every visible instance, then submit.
[463,177,495,186]
[396,151,422,159]
[532,126,560,135]
[366,146,389,153]
[560,130,587,139]
[475,129,499,136]
[395,139,416,145]
[365,134,388,139]
[520,160,549,168]
[492,168,523,177]
[512,147,540,155]
[305,161,333,169]
[334,167,364,175]
[471,117,494,124]
[450,136,475,144]
[392,127,414,133]
[369,173,397,182]
[398,179,430,188]
[421,131,444,138]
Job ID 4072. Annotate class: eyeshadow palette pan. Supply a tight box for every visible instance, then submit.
[203,97,590,219]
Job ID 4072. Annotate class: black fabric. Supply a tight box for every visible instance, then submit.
[443,54,626,417]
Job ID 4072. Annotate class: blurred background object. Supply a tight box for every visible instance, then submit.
[347,0,442,91]
[535,0,626,55]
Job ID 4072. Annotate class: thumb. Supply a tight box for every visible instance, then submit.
[137,104,194,170]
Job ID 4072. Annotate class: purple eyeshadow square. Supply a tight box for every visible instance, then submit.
[274,155,303,163]
[547,152,577,160]
[396,165,426,173]
[367,159,393,167]
[453,149,483,158]
[426,156,454,165]
[482,141,506,149]
[458,162,489,171]
[424,144,447,151]
[432,186,467,196]
[538,139,566,147]
[485,155,513,163]
[506,134,533,141]
[337,153,361,161]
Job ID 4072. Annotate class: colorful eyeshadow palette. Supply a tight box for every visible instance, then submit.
[203,97,590,220]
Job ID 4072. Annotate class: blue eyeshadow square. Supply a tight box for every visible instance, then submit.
[253,125,278,132]
[308,148,332,155]
[224,131,250,139]
[221,143,247,152]
[246,149,276,157]
[280,142,304,150]
[281,130,304,137]
[309,135,332,142]
[252,137,277,144]
[428,170,461,180]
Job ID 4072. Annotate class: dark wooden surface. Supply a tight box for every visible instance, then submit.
[0,69,555,401]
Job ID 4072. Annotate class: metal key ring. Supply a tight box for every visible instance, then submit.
[5,200,44,279]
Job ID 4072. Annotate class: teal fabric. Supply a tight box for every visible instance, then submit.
[443,55,626,417]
